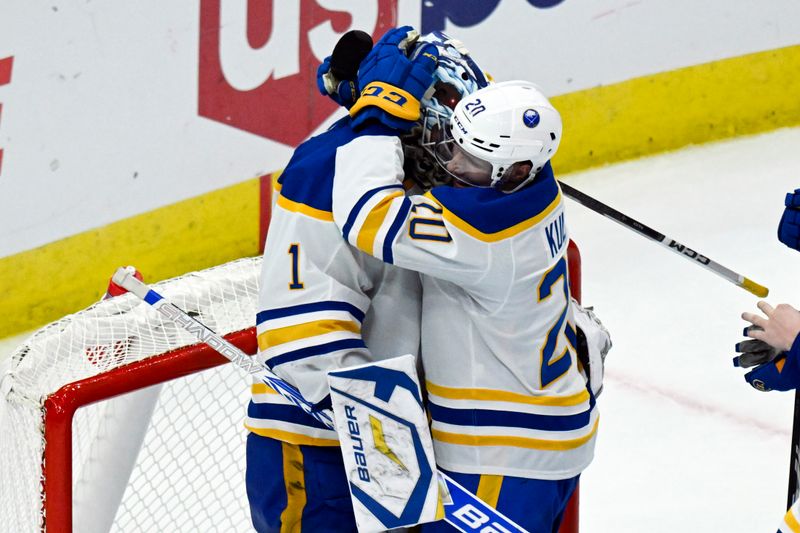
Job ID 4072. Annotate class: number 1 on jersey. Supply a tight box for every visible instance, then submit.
[288,243,304,290]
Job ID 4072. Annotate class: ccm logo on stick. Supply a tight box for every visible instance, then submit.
[668,240,711,265]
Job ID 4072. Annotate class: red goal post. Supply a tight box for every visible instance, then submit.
[41,329,257,532]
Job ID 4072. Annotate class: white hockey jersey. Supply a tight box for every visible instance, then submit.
[247,118,421,446]
[332,133,598,479]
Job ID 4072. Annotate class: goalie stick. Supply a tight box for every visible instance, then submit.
[789,393,800,510]
[110,267,333,428]
[111,267,531,533]
[558,181,769,298]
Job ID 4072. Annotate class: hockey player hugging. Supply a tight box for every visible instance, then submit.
[247,26,611,533]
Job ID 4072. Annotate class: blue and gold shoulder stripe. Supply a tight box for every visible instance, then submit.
[425,163,561,242]
[276,118,398,221]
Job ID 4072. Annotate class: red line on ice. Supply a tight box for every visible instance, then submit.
[607,369,791,437]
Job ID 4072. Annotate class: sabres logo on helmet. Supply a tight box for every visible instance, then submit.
[523,108,540,128]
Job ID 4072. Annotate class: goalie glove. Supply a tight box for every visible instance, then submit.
[349,26,439,132]
[572,299,612,397]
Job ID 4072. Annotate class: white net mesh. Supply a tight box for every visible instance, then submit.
[0,257,262,532]
[109,365,252,532]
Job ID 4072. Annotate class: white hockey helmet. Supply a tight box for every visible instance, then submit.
[404,31,489,188]
[431,80,562,192]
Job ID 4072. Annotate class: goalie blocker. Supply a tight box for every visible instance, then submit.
[329,355,529,533]
[328,355,439,532]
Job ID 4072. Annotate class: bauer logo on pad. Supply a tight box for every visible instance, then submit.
[328,355,440,533]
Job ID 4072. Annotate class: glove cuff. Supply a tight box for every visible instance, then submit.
[349,81,421,122]
[789,331,800,358]
[786,191,800,208]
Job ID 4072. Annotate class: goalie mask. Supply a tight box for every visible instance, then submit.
[430,80,562,193]
[404,31,489,189]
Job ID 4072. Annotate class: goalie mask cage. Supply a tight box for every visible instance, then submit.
[0,245,582,533]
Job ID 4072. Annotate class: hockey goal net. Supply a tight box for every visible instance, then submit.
[0,257,261,532]
[0,246,582,533]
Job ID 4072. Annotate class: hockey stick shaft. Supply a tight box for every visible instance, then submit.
[111,267,530,533]
[111,267,334,428]
[558,181,769,297]
[789,391,800,509]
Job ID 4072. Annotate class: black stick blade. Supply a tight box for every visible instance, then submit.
[330,30,373,80]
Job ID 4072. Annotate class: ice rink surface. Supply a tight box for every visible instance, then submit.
[566,127,800,532]
[1,127,799,531]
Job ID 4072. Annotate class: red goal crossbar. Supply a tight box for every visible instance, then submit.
[41,329,258,532]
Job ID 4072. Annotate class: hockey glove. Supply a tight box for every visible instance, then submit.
[317,56,359,109]
[778,189,800,251]
[316,30,375,109]
[743,334,800,392]
[349,26,439,132]
[573,299,612,397]
[732,336,781,368]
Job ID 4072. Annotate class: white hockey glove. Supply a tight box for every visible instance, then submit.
[572,299,612,397]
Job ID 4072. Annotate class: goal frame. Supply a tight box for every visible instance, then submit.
[41,329,257,532]
[36,240,582,533]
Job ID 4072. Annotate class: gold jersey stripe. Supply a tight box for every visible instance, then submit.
[431,418,599,452]
[245,425,339,447]
[356,190,405,255]
[251,383,278,395]
[257,319,361,351]
[426,380,589,407]
[277,194,334,221]
[423,191,561,242]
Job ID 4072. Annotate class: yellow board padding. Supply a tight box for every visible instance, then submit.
[551,44,800,174]
[0,178,261,338]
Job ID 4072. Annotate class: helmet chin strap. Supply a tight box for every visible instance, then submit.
[492,162,535,193]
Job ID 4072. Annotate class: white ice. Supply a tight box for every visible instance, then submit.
[2,127,799,531]
[566,126,800,532]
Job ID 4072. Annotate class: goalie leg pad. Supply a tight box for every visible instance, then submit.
[245,434,357,533]
[329,354,440,533]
